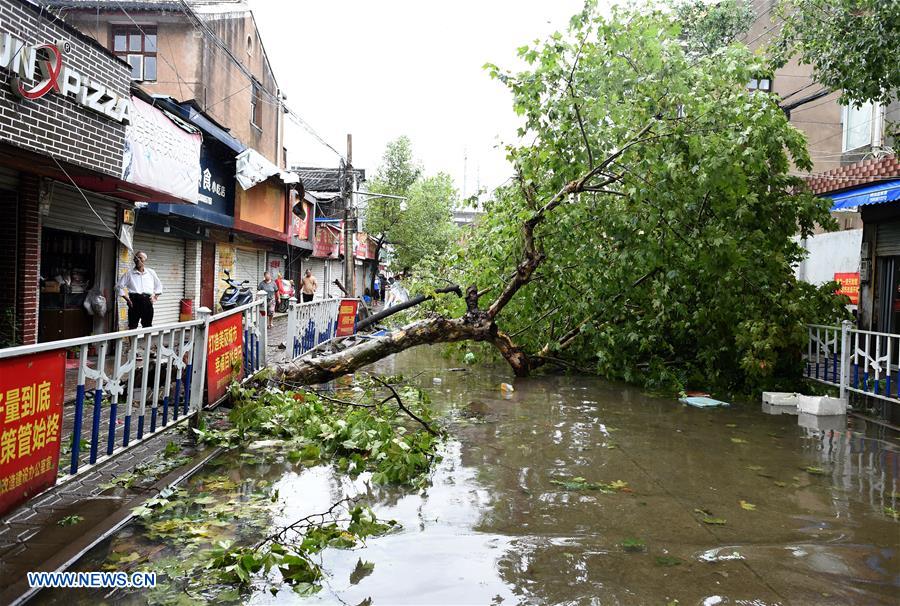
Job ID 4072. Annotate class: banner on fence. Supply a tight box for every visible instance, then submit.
[207,313,244,402]
[336,299,359,337]
[834,272,860,305]
[0,351,66,517]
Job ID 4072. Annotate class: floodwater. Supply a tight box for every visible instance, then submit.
[36,347,899,605]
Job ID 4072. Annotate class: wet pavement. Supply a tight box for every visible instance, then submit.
[32,346,900,605]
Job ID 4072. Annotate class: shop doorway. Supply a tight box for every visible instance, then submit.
[878,256,900,335]
[39,228,114,342]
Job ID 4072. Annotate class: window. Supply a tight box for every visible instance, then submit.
[251,81,262,128]
[112,26,157,81]
[842,102,874,152]
[747,77,772,93]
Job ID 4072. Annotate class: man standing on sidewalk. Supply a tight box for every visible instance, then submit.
[116,250,163,329]
[300,269,317,303]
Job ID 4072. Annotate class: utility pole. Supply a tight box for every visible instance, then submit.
[344,134,355,296]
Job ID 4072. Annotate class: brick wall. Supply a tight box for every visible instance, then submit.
[0,188,16,344]
[16,173,40,345]
[0,0,130,176]
[807,155,900,195]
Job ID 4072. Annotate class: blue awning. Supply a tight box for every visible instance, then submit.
[827,180,900,211]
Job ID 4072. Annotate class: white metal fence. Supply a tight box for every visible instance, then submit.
[0,298,266,481]
[284,298,342,360]
[804,321,900,404]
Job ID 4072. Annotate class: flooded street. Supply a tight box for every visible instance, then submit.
[38,347,899,605]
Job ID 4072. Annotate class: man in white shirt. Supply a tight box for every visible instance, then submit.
[116,250,163,329]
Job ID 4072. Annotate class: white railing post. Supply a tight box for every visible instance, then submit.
[190,307,212,413]
[840,320,852,403]
[256,290,268,369]
[285,297,297,362]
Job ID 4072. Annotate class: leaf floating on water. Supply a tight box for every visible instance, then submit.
[747,465,764,471]
[774,481,788,487]
[694,508,713,517]
[883,506,899,520]
[739,500,756,511]
[702,516,727,525]
[550,477,630,492]
[725,423,737,428]
[730,437,748,444]
[621,537,645,552]
[655,555,682,567]
[349,559,375,585]
[803,466,827,475]
[57,514,84,526]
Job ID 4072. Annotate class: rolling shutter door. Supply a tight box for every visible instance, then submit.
[327,260,343,298]
[131,232,185,326]
[44,182,121,238]
[0,166,18,191]
[234,248,264,291]
[305,258,327,299]
[876,221,900,256]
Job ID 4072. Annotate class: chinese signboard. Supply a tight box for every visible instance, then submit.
[834,272,860,305]
[313,224,340,258]
[197,142,233,211]
[354,233,369,259]
[336,299,359,337]
[123,96,201,203]
[291,200,312,243]
[206,313,244,403]
[0,351,66,517]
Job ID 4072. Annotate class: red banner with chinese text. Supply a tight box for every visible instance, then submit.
[834,272,860,305]
[336,299,359,337]
[206,313,244,403]
[313,224,340,258]
[0,350,66,517]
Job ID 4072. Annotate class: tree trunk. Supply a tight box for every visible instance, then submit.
[276,313,494,385]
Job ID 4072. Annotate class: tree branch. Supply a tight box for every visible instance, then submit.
[371,375,439,437]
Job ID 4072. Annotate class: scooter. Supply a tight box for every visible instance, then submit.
[275,276,294,312]
[219,269,254,311]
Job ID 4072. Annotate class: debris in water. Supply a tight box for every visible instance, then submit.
[620,538,645,552]
[679,396,729,408]
[432,377,443,385]
[698,548,744,562]
[730,437,748,444]
[500,383,515,393]
[739,500,756,511]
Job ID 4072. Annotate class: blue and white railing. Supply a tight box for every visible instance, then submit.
[284,298,342,360]
[804,321,900,405]
[0,296,267,482]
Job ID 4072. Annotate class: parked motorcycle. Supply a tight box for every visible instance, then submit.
[219,269,254,311]
[275,276,294,312]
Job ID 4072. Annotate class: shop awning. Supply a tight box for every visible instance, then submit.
[827,180,900,211]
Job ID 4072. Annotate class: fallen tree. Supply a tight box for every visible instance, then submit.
[278,2,846,391]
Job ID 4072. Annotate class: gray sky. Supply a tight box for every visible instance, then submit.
[251,0,587,200]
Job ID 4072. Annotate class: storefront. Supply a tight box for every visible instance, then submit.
[39,184,124,341]
[831,180,900,333]
[0,0,137,344]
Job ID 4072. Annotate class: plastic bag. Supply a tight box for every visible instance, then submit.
[83,288,108,316]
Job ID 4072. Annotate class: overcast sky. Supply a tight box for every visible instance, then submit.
[251,0,588,201]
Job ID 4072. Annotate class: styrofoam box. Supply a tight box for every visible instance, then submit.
[797,395,846,416]
[762,392,799,406]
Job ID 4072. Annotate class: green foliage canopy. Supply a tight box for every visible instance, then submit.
[428,2,845,391]
[773,0,900,105]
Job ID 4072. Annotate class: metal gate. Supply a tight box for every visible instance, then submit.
[131,232,186,326]
[44,182,121,238]
[876,220,900,256]
[0,166,18,191]
[234,248,264,290]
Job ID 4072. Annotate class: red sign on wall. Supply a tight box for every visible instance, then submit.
[834,272,860,305]
[206,313,244,403]
[0,350,66,517]
[313,224,340,258]
[336,299,359,337]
